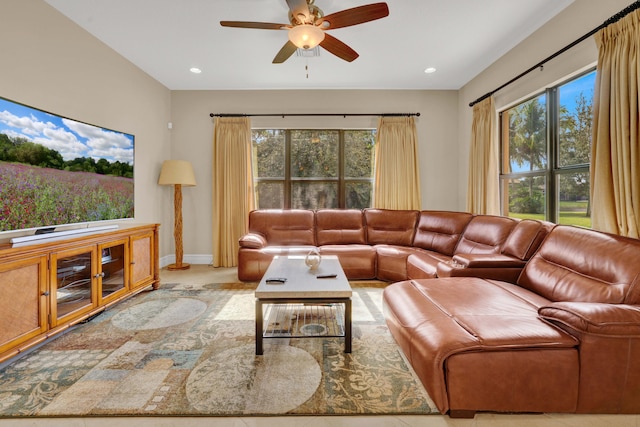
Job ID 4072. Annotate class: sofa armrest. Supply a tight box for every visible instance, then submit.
[436,254,526,283]
[539,302,640,336]
[239,232,267,249]
[451,253,527,268]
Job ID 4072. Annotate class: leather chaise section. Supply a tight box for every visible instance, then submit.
[384,224,640,416]
[383,278,579,414]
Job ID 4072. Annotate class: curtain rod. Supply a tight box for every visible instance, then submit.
[209,112,420,118]
[468,0,640,107]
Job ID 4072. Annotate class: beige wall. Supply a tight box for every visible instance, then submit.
[170,90,459,259]
[0,1,172,253]
[457,0,632,209]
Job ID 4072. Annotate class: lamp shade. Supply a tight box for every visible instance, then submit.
[158,160,197,186]
[288,24,325,49]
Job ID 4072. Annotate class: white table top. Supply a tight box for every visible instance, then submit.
[255,255,352,299]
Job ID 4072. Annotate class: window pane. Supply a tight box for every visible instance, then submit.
[345,130,376,178]
[504,175,546,220]
[255,182,284,209]
[291,182,338,209]
[252,129,285,178]
[558,71,594,167]
[252,129,375,210]
[291,130,338,178]
[506,94,547,173]
[345,181,372,209]
[557,172,591,227]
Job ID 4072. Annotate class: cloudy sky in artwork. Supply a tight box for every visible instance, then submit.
[0,97,133,164]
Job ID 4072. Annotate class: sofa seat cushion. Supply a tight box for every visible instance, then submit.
[237,246,317,281]
[319,245,376,279]
[383,278,578,413]
[406,251,451,279]
[374,245,417,282]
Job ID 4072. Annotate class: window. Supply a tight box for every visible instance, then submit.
[500,69,595,227]
[251,129,376,209]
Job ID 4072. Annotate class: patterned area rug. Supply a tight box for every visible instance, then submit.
[0,281,438,417]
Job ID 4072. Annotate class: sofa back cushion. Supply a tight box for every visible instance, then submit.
[454,215,517,255]
[502,219,555,261]
[364,208,419,246]
[518,225,640,304]
[247,209,315,246]
[412,211,473,256]
[315,209,366,245]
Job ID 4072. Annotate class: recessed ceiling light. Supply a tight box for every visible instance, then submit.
[190,67,202,74]
[424,67,437,74]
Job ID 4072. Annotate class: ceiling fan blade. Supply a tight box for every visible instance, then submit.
[273,40,298,63]
[318,3,389,30]
[286,0,311,24]
[220,21,289,30]
[320,33,359,62]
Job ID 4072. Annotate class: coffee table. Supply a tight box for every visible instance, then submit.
[255,255,352,355]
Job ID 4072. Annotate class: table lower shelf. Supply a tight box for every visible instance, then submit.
[255,298,352,355]
[262,303,345,338]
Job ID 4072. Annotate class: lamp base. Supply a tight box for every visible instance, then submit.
[167,262,191,271]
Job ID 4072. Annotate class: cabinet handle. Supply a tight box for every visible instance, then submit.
[131,261,136,265]
[43,291,50,296]
[94,272,106,278]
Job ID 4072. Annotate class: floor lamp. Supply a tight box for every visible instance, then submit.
[158,160,197,270]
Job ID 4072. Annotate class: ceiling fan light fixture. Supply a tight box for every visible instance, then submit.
[288,24,325,50]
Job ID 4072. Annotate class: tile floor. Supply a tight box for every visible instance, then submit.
[0,265,637,427]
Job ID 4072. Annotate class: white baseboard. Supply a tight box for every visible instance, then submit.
[160,254,214,268]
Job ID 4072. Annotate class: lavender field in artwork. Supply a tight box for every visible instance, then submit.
[0,162,134,231]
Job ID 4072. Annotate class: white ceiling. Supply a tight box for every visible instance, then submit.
[44,0,574,91]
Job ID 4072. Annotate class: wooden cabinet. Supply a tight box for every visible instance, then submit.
[0,256,48,358]
[130,230,155,290]
[0,224,159,363]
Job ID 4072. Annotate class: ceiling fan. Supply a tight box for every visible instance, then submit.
[220,0,389,64]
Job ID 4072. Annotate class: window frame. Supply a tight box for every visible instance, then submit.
[252,128,376,209]
[499,67,595,225]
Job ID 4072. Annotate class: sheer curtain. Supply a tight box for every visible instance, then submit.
[212,117,255,267]
[466,96,499,215]
[373,116,421,209]
[591,9,640,238]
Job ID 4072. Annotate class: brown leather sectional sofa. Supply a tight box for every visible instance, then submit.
[238,208,552,282]
[385,224,640,417]
[239,208,640,417]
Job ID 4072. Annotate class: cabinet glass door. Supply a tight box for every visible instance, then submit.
[53,248,95,324]
[100,241,127,303]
